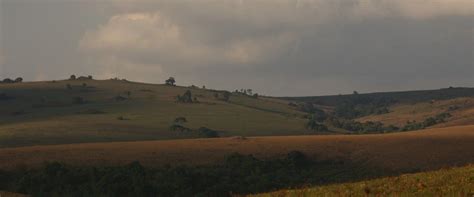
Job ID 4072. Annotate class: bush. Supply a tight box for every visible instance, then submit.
[174,117,187,124]
[197,127,219,138]
[69,75,76,80]
[169,124,190,132]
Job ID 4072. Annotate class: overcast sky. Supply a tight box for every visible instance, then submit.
[0,0,472,96]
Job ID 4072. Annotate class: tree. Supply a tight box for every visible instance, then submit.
[88,75,93,80]
[165,77,176,86]
[222,91,231,102]
[70,75,76,80]
[14,77,23,83]
[176,90,194,103]
[2,78,13,83]
[246,89,253,95]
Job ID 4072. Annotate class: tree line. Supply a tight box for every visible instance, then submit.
[0,152,387,197]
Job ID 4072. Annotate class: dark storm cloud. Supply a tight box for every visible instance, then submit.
[1,0,473,96]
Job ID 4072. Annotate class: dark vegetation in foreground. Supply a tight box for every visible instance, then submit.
[0,152,397,197]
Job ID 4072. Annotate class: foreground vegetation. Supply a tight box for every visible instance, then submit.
[253,165,474,197]
[0,152,389,197]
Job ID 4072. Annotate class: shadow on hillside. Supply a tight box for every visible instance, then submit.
[0,151,440,197]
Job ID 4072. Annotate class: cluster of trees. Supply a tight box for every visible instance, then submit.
[334,94,394,119]
[69,75,93,80]
[402,113,452,131]
[0,77,22,84]
[0,152,378,197]
[176,90,198,103]
[214,91,232,102]
[170,117,220,138]
[305,106,329,132]
[234,88,259,98]
[196,127,220,138]
[328,118,399,133]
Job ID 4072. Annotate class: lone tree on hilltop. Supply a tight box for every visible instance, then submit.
[165,77,176,86]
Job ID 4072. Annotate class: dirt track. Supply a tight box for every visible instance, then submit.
[0,125,473,171]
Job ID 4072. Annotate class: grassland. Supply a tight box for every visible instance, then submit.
[0,79,307,148]
[0,125,472,171]
[357,97,474,127]
[252,165,474,197]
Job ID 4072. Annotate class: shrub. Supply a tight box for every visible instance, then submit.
[222,91,231,102]
[14,77,23,83]
[169,124,190,132]
[197,127,219,138]
[69,75,76,80]
[174,117,187,124]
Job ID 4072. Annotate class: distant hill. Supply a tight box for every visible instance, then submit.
[281,87,474,106]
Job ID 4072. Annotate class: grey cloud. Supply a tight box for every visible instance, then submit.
[1,0,473,95]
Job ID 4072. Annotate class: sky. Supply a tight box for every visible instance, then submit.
[0,0,473,96]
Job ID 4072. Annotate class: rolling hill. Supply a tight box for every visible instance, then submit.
[0,79,307,148]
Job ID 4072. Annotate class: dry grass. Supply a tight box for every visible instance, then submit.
[357,97,474,127]
[252,165,474,197]
[0,191,29,197]
[0,125,472,171]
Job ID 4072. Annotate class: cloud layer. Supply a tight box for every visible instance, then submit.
[2,0,473,95]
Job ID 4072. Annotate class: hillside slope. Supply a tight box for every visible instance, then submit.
[357,97,474,127]
[0,125,472,171]
[252,165,474,197]
[0,79,306,148]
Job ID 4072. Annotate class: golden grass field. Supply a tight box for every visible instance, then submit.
[0,125,472,171]
[251,165,474,197]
